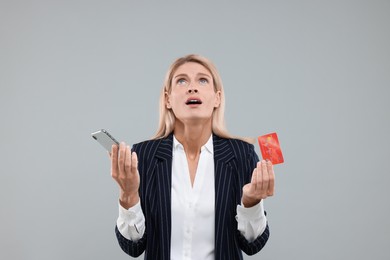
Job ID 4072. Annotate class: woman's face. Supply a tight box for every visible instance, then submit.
[166,62,221,124]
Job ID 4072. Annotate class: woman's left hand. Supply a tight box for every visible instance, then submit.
[242,160,275,208]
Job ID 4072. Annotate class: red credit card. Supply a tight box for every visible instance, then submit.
[258,132,284,165]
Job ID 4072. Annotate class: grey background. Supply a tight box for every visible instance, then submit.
[1,0,389,259]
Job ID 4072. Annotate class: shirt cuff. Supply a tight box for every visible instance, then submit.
[237,200,266,221]
[116,200,145,241]
[236,200,267,242]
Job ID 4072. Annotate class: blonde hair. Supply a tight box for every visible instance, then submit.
[153,54,253,143]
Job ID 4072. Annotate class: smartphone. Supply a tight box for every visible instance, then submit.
[91,129,119,152]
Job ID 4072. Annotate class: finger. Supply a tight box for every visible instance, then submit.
[267,160,275,196]
[131,151,138,174]
[111,144,119,178]
[124,145,132,174]
[254,161,262,191]
[261,160,269,193]
[118,142,126,176]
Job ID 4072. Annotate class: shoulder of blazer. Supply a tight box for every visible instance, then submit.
[213,134,256,162]
[132,134,173,162]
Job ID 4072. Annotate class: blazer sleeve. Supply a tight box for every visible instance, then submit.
[115,225,147,257]
[237,222,270,255]
[235,142,270,255]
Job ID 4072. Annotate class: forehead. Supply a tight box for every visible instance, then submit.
[173,62,212,77]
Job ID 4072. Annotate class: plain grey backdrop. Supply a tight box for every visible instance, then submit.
[1,0,389,259]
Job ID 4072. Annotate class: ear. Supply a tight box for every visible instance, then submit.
[165,92,172,109]
[214,90,221,108]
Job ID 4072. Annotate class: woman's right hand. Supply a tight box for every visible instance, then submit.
[111,142,140,209]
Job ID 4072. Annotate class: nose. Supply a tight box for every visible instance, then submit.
[187,88,198,94]
[187,83,198,94]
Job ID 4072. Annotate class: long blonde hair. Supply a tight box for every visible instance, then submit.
[153,54,252,143]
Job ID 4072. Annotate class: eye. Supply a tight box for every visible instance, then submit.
[199,78,209,85]
[177,78,188,86]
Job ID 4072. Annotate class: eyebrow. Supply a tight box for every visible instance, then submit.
[173,73,212,79]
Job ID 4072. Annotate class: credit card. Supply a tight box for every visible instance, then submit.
[258,132,284,164]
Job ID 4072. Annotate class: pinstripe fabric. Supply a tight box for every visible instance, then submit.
[115,134,270,260]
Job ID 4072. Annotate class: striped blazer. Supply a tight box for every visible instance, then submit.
[115,133,270,260]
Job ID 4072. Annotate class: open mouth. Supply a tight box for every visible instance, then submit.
[185,99,202,105]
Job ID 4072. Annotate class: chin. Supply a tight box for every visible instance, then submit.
[178,115,213,124]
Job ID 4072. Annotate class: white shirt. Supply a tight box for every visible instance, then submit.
[171,135,215,260]
[117,135,267,260]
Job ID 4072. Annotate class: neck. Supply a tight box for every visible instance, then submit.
[174,119,212,159]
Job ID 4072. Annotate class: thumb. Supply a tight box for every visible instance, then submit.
[250,168,257,190]
[243,169,257,195]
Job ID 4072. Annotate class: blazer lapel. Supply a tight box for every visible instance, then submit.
[213,134,235,209]
[213,135,236,258]
[154,134,173,259]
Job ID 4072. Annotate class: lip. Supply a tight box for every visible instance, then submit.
[185,97,203,105]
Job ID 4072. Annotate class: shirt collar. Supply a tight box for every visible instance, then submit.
[173,134,214,155]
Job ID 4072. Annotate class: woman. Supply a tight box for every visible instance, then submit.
[110,54,275,260]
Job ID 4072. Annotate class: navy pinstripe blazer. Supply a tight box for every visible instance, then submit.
[115,133,270,260]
